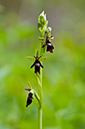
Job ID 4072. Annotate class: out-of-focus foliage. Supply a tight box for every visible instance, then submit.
[0,0,85,129]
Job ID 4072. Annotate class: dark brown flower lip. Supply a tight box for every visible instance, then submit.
[26,92,34,107]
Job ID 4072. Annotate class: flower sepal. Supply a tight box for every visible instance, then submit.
[27,56,35,62]
[38,37,45,42]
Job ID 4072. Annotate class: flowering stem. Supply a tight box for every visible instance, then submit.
[38,106,42,129]
[37,11,53,129]
[26,11,54,129]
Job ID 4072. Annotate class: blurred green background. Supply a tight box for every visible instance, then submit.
[0,0,85,129]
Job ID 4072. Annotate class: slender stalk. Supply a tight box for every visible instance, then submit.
[38,33,44,129]
[38,107,42,129]
[38,91,42,129]
[38,67,42,129]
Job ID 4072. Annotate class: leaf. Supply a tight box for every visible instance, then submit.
[27,56,35,62]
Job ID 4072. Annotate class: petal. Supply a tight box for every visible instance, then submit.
[30,62,35,68]
[42,43,46,48]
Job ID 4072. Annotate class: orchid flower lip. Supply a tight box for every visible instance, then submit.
[26,92,34,107]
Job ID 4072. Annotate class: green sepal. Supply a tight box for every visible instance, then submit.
[27,56,35,62]
[38,37,45,42]
[40,57,47,62]
[49,36,54,42]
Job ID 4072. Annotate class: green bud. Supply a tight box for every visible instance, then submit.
[46,27,52,33]
[37,11,48,35]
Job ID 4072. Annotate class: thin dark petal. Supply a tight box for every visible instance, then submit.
[46,40,51,44]
[42,43,46,48]
[40,63,44,68]
[30,62,35,68]
[25,88,31,91]
[38,56,42,59]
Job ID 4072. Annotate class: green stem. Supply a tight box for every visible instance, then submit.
[38,106,42,129]
[38,65,42,129]
[38,32,44,129]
